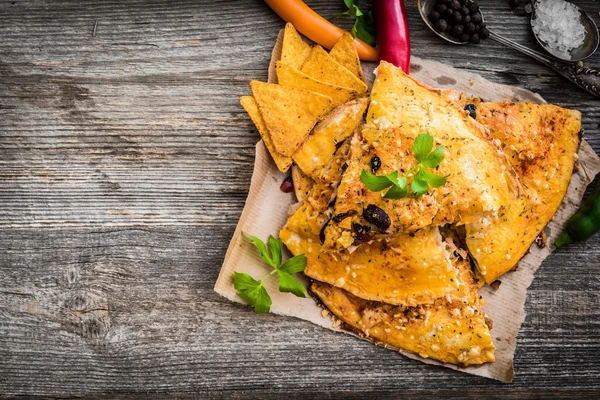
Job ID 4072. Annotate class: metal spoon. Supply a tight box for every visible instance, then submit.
[418,0,600,98]
[530,0,599,62]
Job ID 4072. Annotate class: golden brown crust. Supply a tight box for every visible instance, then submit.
[465,101,582,283]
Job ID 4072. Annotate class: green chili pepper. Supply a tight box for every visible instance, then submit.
[555,177,600,248]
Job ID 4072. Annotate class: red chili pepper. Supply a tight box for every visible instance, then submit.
[373,0,411,74]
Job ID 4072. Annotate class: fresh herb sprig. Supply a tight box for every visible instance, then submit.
[360,134,447,199]
[233,235,307,314]
[329,0,377,46]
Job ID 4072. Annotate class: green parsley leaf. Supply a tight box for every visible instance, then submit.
[412,134,434,162]
[411,170,430,197]
[419,168,447,188]
[247,234,275,267]
[277,271,307,298]
[360,170,395,192]
[361,134,448,200]
[279,254,307,274]
[355,10,376,46]
[330,1,377,47]
[383,176,408,199]
[421,145,445,168]
[267,235,283,268]
[233,272,272,314]
[234,235,308,314]
[233,271,261,291]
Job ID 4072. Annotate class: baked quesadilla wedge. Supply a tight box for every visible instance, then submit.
[281,204,461,306]
[323,62,520,250]
[311,243,495,366]
[464,101,582,283]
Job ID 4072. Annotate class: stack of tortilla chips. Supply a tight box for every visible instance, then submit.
[241,24,582,367]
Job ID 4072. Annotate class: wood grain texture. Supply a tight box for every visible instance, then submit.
[1,0,599,396]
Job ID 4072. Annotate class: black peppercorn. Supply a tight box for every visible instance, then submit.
[452,11,463,23]
[435,19,449,32]
[471,12,482,24]
[461,5,470,15]
[479,27,490,39]
[450,0,461,11]
[450,24,464,38]
[435,4,448,13]
[460,32,471,42]
[444,8,454,19]
[470,33,480,44]
[462,14,471,24]
[429,10,441,22]
[465,22,476,34]
[467,0,479,12]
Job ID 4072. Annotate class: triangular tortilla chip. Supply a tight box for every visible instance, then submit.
[250,81,334,156]
[281,22,312,69]
[323,61,520,249]
[276,61,359,108]
[240,96,292,173]
[293,98,368,180]
[465,102,581,283]
[301,46,368,95]
[329,32,366,83]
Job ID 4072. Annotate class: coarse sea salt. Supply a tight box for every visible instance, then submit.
[531,0,586,54]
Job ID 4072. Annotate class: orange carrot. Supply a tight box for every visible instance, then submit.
[264,0,379,62]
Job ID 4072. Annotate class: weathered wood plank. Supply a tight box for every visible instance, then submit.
[1,0,600,396]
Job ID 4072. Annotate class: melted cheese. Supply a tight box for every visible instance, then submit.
[293,98,368,180]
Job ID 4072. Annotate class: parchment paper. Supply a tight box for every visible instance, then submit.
[215,34,600,382]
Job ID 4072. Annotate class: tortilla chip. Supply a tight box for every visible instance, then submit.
[301,46,368,95]
[281,22,312,69]
[293,98,367,180]
[249,81,334,156]
[329,32,366,83]
[276,61,358,108]
[240,96,292,173]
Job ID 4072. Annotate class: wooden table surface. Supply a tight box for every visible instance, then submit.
[1,0,600,397]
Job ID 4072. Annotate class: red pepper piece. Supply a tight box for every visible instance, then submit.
[374,0,411,74]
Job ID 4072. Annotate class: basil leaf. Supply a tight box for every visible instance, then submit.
[360,170,395,192]
[412,134,434,162]
[421,145,445,168]
[279,254,307,274]
[277,271,307,298]
[344,0,354,8]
